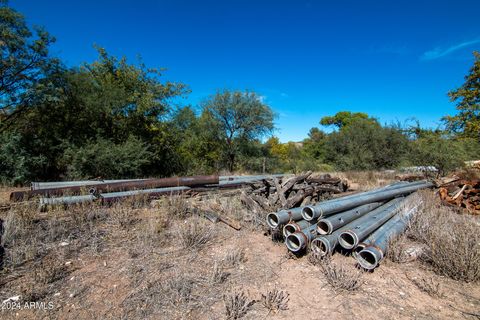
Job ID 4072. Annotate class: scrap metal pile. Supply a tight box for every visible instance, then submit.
[8,174,287,210]
[266,180,433,270]
[439,179,480,215]
[240,171,349,212]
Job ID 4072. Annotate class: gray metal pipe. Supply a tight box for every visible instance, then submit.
[356,200,421,270]
[283,219,317,237]
[266,181,416,229]
[338,198,405,250]
[266,207,303,229]
[302,181,432,221]
[285,224,317,252]
[39,195,97,209]
[310,199,403,256]
[316,202,384,235]
[32,179,150,190]
[100,186,191,203]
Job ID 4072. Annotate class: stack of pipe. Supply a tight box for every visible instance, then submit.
[266,180,432,270]
[16,174,286,210]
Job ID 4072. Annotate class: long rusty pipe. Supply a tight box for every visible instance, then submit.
[10,175,219,201]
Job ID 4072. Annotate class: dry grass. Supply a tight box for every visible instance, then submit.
[174,217,216,250]
[223,289,255,320]
[410,276,444,298]
[208,261,230,284]
[223,247,247,267]
[319,258,364,292]
[387,233,413,263]
[409,191,480,282]
[123,272,199,318]
[260,288,289,314]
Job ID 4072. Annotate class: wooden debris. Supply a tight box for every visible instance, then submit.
[240,173,349,211]
[438,179,480,215]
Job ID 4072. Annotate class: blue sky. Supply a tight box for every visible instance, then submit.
[11,0,480,142]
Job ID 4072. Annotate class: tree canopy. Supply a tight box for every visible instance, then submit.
[443,51,480,140]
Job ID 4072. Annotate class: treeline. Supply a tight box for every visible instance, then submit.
[1,2,479,184]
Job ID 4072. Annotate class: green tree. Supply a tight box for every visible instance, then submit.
[325,118,409,170]
[0,1,57,128]
[202,90,275,172]
[443,51,480,140]
[320,111,377,130]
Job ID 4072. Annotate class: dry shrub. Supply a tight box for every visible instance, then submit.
[208,261,230,285]
[174,217,215,250]
[387,233,412,263]
[260,288,289,313]
[223,247,246,267]
[410,276,443,298]
[223,289,255,320]
[319,258,364,292]
[166,194,192,219]
[410,191,480,282]
[308,251,327,266]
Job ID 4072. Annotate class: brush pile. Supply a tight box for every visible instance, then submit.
[439,179,480,215]
[240,171,349,212]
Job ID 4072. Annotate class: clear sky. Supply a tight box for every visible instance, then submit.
[11,0,480,142]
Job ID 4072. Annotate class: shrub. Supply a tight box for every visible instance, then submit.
[410,192,480,282]
[62,136,153,179]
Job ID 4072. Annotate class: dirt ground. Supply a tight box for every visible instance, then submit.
[0,178,479,319]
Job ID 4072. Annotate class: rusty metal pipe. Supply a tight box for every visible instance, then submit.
[10,175,219,201]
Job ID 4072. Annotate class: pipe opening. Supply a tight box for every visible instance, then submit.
[338,232,356,249]
[283,224,297,237]
[286,234,302,252]
[357,250,378,270]
[266,213,279,228]
[311,238,328,256]
[316,220,331,235]
[352,244,365,259]
[302,206,315,220]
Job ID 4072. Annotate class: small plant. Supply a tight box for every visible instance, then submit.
[209,261,229,284]
[319,258,364,292]
[175,218,215,250]
[223,247,246,267]
[308,251,326,266]
[410,276,443,298]
[260,288,289,314]
[223,290,255,320]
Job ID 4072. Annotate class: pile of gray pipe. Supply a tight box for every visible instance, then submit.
[266,180,431,270]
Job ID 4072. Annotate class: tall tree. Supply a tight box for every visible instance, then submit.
[443,51,480,140]
[202,90,275,172]
[0,0,56,128]
[320,111,377,130]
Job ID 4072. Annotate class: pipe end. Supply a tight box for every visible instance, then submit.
[266,213,280,229]
[356,247,383,270]
[302,206,317,221]
[338,231,358,250]
[285,232,306,252]
[316,219,333,235]
[311,237,330,257]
